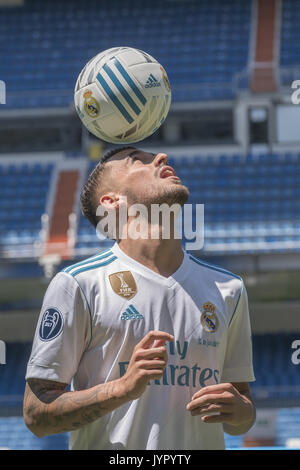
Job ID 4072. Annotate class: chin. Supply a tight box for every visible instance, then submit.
[125,182,190,208]
[156,183,190,207]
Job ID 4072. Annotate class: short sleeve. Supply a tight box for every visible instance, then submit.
[25,272,91,384]
[221,281,255,383]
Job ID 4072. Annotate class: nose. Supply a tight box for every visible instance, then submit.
[153,153,168,168]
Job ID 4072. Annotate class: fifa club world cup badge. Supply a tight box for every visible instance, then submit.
[83,90,101,118]
[160,66,171,92]
[109,271,137,300]
[201,302,219,333]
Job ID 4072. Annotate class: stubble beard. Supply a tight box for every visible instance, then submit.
[112,183,190,241]
[125,182,190,209]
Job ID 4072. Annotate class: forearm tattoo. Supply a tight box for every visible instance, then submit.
[24,378,125,436]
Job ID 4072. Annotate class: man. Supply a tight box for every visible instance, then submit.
[24,147,256,450]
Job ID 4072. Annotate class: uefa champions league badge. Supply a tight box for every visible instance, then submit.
[39,308,64,342]
[83,90,101,118]
[201,302,219,333]
[109,271,137,300]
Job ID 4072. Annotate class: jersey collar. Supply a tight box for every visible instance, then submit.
[111,242,190,288]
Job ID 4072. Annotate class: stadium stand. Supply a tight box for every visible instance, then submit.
[0,335,298,399]
[1,410,299,450]
[280,0,300,87]
[0,0,251,108]
[251,334,300,399]
[0,335,299,450]
[276,409,300,447]
[1,0,300,452]
[1,151,300,259]
[1,334,298,405]
[0,343,32,410]
[0,161,54,258]
[0,417,68,450]
[57,151,300,256]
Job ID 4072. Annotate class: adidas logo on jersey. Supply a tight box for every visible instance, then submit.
[121,304,144,320]
[145,74,161,88]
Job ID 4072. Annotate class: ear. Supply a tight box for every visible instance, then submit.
[99,193,119,209]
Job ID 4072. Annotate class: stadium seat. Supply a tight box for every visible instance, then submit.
[0,161,54,253]
[1,336,299,449]
[0,0,252,108]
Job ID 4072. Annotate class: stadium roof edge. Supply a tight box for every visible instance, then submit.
[171,100,234,112]
[0,107,73,119]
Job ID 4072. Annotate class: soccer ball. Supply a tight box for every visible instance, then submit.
[74,47,171,144]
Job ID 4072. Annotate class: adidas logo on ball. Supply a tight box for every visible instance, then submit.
[145,74,161,88]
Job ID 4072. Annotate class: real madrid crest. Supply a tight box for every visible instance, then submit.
[109,271,137,300]
[201,301,219,333]
[83,90,100,118]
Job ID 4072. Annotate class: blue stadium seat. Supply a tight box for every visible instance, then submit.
[0,161,54,249]
[1,336,299,449]
[0,417,68,450]
[0,0,251,108]
[2,150,300,257]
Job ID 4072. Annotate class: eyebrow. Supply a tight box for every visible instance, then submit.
[127,150,140,158]
[127,150,156,161]
[125,150,154,166]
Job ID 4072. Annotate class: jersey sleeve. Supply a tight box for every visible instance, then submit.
[25,271,92,384]
[221,281,255,384]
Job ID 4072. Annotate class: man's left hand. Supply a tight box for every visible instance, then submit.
[186,382,255,431]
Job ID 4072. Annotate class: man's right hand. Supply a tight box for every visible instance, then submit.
[24,330,174,437]
[121,330,174,400]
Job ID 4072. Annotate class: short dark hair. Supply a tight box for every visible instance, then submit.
[80,146,136,228]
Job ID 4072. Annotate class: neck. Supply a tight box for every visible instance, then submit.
[116,237,184,278]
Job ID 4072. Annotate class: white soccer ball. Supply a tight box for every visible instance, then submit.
[74,47,171,144]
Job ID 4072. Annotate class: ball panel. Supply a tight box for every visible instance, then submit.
[115,48,155,68]
[129,63,171,99]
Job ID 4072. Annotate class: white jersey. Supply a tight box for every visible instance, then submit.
[26,242,255,450]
